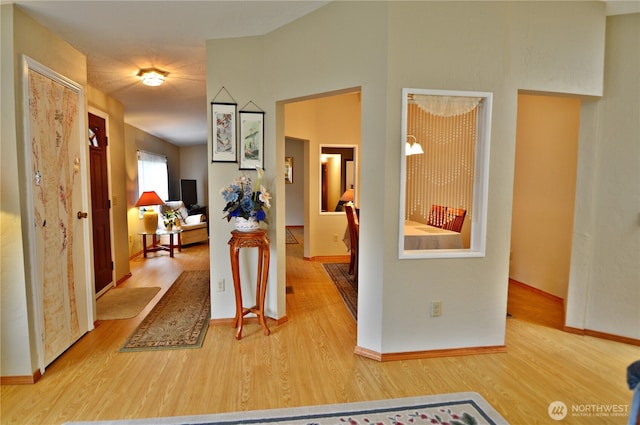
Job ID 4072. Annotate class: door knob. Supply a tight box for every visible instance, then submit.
[77,211,88,219]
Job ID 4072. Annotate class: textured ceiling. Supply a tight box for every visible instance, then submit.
[11,1,330,146]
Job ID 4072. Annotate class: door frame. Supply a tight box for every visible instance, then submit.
[21,56,95,373]
[88,107,116,298]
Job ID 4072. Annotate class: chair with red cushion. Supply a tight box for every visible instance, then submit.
[344,203,359,283]
[443,207,466,233]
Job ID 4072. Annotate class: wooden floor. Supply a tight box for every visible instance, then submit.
[2,227,638,424]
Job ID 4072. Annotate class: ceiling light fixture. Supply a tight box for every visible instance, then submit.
[137,68,169,86]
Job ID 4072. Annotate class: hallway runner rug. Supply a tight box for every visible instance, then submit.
[97,287,161,320]
[63,392,509,424]
[322,262,357,321]
[120,270,210,352]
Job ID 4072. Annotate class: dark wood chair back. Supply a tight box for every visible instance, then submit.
[443,207,466,233]
[344,203,359,282]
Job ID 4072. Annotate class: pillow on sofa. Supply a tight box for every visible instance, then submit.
[185,214,206,225]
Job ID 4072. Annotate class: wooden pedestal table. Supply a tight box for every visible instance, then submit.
[228,229,271,340]
[139,229,182,258]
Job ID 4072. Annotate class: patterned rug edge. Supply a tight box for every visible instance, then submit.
[322,262,357,321]
[62,392,509,425]
[285,227,298,244]
[119,270,210,352]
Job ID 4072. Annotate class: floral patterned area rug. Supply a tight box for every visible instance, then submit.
[120,270,210,352]
[323,262,357,320]
[63,392,509,424]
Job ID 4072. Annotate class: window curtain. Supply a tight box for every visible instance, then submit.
[137,150,168,201]
[405,96,481,224]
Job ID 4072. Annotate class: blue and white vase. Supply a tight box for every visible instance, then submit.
[234,216,259,232]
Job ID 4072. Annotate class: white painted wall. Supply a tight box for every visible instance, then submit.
[284,138,305,226]
[207,1,610,354]
[383,1,604,353]
[207,2,387,326]
[566,13,640,339]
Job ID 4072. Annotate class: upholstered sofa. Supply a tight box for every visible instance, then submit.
[158,201,208,246]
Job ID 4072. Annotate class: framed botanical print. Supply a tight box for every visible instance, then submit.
[211,102,237,162]
[239,110,265,170]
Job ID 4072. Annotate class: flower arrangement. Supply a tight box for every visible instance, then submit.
[220,167,271,223]
[163,210,180,229]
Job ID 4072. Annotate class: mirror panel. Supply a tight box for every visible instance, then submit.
[320,145,356,213]
[399,88,492,258]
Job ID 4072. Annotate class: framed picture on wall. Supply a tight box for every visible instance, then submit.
[239,110,265,170]
[211,102,237,163]
[285,156,293,184]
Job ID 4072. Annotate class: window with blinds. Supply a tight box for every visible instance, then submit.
[137,150,169,212]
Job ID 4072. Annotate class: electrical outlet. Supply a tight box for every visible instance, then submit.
[431,300,442,317]
[217,279,225,292]
[333,234,338,242]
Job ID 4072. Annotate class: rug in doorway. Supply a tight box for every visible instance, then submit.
[62,392,509,425]
[286,227,298,244]
[322,262,357,320]
[97,287,161,320]
[120,270,210,352]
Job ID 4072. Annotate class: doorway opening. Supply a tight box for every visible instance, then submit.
[509,92,581,329]
[282,88,361,260]
[281,87,362,322]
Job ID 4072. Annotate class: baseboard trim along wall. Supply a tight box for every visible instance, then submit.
[1,369,42,385]
[354,345,508,362]
[563,326,640,347]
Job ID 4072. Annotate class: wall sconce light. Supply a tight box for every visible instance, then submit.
[405,135,424,156]
[137,68,169,86]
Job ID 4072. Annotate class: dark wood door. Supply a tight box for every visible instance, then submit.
[88,113,113,294]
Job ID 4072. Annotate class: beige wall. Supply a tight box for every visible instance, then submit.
[284,138,305,226]
[1,4,88,376]
[179,144,208,208]
[511,94,580,298]
[207,1,610,354]
[1,5,191,377]
[1,4,32,378]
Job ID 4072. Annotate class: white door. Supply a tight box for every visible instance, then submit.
[23,57,93,369]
